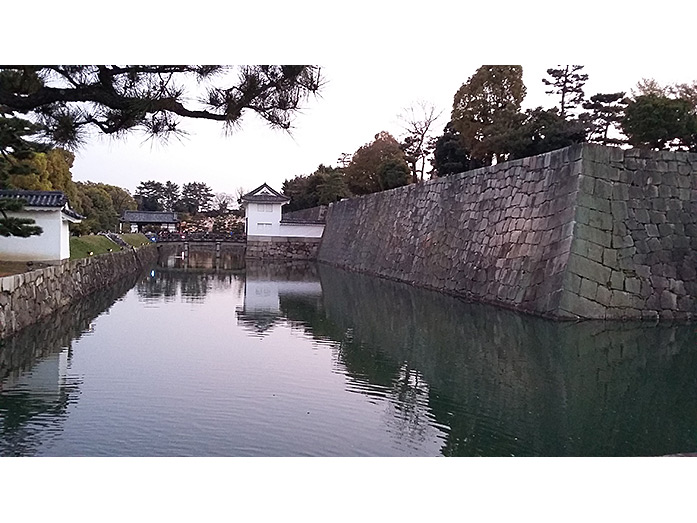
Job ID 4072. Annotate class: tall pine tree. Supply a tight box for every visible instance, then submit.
[542,65,588,118]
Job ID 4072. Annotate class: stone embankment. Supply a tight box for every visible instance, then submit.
[318,144,697,320]
[0,246,156,339]
[246,236,321,260]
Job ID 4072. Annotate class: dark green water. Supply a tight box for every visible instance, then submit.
[1,256,696,456]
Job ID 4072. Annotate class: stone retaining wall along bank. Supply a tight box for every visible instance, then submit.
[0,246,157,339]
[246,236,322,260]
[318,144,697,320]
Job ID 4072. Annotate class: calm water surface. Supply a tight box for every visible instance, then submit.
[1,254,696,456]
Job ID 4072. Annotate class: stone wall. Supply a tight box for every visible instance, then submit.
[558,146,697,320]
[0,246,156,339]
[1,272,141,383]
[318,144,697,320]
[281,205,327,223]
[246,236,322,260]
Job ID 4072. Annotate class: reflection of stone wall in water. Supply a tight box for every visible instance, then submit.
[1,274,140,382]
[244,260,320,282]
[0,246,158,339]
[315,264,697,456]
[0,274,140,456]
[319,144,697,320]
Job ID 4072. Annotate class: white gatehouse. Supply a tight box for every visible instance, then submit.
[239,183,325,239]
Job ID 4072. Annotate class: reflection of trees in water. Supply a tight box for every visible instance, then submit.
[383,363,435,450]
[305,264,697,456]
[0,273,139,456]
[235,309,282,337]
[137,268,244,303]
[155,244,246,272]
[279,290,440,452]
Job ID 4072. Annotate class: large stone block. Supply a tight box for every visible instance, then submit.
[559,292,606,319]
[567,253,611,285]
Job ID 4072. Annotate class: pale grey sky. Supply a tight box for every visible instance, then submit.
[68,62,697,199]
[8,0,696,204]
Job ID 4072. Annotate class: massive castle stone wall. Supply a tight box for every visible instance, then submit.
[318,144,697,320]
[0,246,157,339]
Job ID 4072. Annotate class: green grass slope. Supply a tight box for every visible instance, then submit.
[70,235,121,259]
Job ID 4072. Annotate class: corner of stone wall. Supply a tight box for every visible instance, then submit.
[558,145,697,320]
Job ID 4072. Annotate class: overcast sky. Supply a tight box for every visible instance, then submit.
[68,62,697,199]
[7,1,696,204]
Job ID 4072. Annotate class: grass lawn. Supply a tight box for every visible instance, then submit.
[118,233,151,248]
[70,235,123,259]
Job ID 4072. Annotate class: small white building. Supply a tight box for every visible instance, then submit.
[0,190,83,263]
[239,183,324,239]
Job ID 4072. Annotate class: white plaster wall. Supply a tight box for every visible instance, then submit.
[244,279,281,311]
[60,218,71,259]
[278,223,325,238]
[0,209,64,261]
[244,279,322,312]
[245,202,283,236]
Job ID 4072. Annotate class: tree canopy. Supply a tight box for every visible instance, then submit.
[622,94,697,150]
[450,65,527,166]
[431,122,473,177]
[283,165,350,212]
[344,131,411,195]
[179,182,215,214]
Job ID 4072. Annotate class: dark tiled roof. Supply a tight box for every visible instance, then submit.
[122,210,179,223]
[62,207,84,220]
[0,190,84,220]
[0,190,68,208]
[240,183,290,203]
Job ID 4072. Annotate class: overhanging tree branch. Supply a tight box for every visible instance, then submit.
[0,65,323,146]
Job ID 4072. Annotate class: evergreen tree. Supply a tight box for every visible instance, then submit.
[0,112,51,236]
[0,197,42,237]
[283,165,350,212]
[431,123,475,177]
[622,94,697,150]
[0,66,323,148]
[542,65,588,118]
[162,181,180,212]
[582,92,628,145]
[73,182,118,233]
[499,107,587,160]
[180,182,214,214]
[135,180,166,211]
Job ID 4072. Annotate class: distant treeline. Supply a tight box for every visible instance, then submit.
[283,65,697,212]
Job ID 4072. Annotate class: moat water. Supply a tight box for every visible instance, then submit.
[1,253,696,456]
